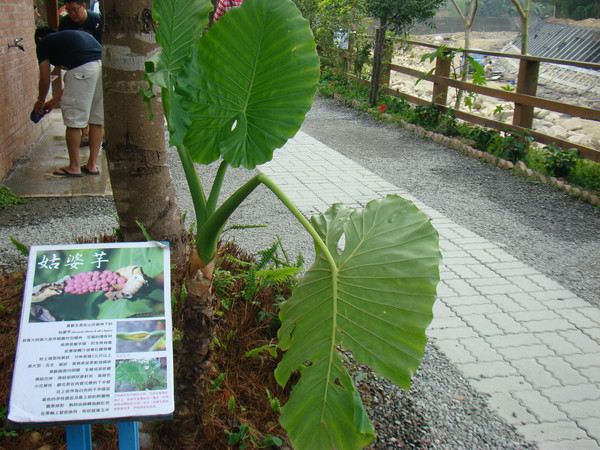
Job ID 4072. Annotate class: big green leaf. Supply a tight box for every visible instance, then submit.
[275,195,442,449]
[171,0,319,168]
[150,0,213,89]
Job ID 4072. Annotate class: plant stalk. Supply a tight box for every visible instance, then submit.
[207,160,229,215]
[177,144,208,225]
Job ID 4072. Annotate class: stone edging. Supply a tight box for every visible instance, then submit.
[331,93,600,208]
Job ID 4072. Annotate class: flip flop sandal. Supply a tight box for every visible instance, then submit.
[81,166,100,175]
[53,168,83,178]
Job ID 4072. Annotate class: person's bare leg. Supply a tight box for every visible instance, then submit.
[83,123,104,173]
[57,126,83,174]
[81,125,89,145]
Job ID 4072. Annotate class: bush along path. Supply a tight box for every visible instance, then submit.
[321,76,600,208]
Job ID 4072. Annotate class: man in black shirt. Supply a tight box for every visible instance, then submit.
[58,0,102,43]
[34,27,103,177]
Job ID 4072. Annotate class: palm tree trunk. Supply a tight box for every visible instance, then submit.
[101,0,188,269]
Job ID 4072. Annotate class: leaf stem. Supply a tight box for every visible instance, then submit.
[177,144,208,225]
[207,160,229,215]
[257,174,336,270]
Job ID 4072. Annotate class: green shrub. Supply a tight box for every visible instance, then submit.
[437,110,459,136]
[543,143,581,178]
[411,103,442,130]
[485,130,531,163]
[385,95,411,115]
[524,147,549,174]
[569,158,600,191]
[0,185,22,211]
[465,125,496,151]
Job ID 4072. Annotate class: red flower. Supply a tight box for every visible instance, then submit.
[379,103,386,113]
[330,81,334,86]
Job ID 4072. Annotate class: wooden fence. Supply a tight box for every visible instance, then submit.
[329,39,600,163]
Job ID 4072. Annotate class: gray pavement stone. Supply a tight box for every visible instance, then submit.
[518,421,591,443]
[466,264,500,278]
[487,294,527,312]
[526,274,565,291]
[447,264,482,279]
[583,327,600,342]
[521,318,576,333]
[459,336,504,362]
[543,296,592,310]
[504,275,546,293]
[441,295,489,307]
[487,392,538,425]
[467,249,500,263]
[580,367,600,384]
[431,340,476,365]
[476,283,524,296]
[535,331,585,356]
[431,300,455,318]
[509,358,561,389]
[496,344,556,360]
[465,277,513,287]
[559,400,600,420]
[452,303,502,316]
[556,308,600,328]
[538,440,600,449]
[428,315,467,330]
[485,333,542,348]
[435,281,454,297]
[542,384,600,403]
[486,312,528,334]
[443,278,481,296]
[513,391,569,423]
[531,289,578,301]
[560,330,600,353]
[471,375,531,394]
[579,417,600,444]
[512,390,569,422]
[538,356,591,386]
[509,310,562,321]
[509,292,548,311]
[427,325,479,340]
[456,360,518,379]
[460,314,504,337]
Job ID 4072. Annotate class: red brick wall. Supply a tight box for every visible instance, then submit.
[0,0,49,180]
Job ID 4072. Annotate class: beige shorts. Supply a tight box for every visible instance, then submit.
[61,60,103,128]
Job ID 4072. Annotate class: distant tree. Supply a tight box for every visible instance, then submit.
[449,0,478,109]
[478,0,517,17]
[510,0,531,54]
[538,0,600,19]
[363,0,445,106]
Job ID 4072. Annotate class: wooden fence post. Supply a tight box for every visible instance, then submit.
[513,58,540,129]
[432,49,451,107]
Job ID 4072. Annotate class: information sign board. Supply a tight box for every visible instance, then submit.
[8,242,174,425]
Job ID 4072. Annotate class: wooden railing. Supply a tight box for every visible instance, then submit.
[331,39,600,163]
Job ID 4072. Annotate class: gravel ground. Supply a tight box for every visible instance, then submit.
[3,96,600,448]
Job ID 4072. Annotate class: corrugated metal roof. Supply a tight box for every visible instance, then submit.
[524,19,600,63]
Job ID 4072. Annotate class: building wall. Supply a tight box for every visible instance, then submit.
[0,0,49,180]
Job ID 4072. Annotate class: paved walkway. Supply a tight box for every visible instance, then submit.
[259,131,600,449]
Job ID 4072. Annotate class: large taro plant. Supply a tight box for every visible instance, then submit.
[145,0,442,447]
